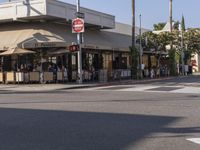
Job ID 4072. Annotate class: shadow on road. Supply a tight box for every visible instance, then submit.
[0,108,200,150]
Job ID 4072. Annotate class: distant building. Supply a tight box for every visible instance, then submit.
[191,53,200,72]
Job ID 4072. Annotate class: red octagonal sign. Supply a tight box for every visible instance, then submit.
[72,18,85,33]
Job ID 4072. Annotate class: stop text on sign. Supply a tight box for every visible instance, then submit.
[72,18,85,33]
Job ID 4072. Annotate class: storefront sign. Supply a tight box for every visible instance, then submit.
[72,18,85,33]
[23,42,68,48]
[34,43,57,48]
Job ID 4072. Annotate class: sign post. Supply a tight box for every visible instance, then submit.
[72,0,84,84]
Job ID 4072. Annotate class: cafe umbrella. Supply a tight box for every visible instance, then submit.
[0,47,36,69]
[0,47,36,56]
[0,47,36,83]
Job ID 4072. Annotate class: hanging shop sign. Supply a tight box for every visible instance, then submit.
[69,44,79,52]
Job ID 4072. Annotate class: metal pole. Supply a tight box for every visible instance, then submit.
[131,0,135,79]
[169,0,173,33]
[139,14,143,79]
[76,0,83,84]
[180,25,185,75]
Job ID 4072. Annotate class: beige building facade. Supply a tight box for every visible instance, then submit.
[0,0,149,83]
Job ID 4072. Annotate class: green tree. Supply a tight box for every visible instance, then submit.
[184,29,200,54]
[130,46,139,79]
[142,31,171,68]
[173,21,180,30]
[142,20,200,76]
[153,23,165,31]
[153,21,179,31]
[183,28,200,64]
[168,49,177,76]
[181,15,186,32]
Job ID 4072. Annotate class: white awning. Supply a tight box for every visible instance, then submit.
[0,23,70,50]
[0,22,131,52]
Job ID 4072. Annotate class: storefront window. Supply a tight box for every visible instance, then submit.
[48,57,56,64]
[143,55,149,68]
[72,54,77,70]
[1,56,12,71]
[122,53,130,69]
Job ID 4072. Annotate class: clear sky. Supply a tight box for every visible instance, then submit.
[1,0,200,29]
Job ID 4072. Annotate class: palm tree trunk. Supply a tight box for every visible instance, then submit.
[131,0,136,79]
[132,0,135,47]
[169,0,172,32]
[169,0,173,50]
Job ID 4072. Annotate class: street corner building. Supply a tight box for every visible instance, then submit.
[0,0,148,84]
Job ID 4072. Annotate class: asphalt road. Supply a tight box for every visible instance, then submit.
[0,76,200,150]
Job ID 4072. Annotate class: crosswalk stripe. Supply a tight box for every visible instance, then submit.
[76,85,200,94]
[187,138,200,145]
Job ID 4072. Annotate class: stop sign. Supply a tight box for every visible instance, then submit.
[72,18,85,33]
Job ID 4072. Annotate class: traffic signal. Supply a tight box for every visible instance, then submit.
[69,44,79,52]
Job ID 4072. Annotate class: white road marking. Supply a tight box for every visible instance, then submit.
[77,86,118,91]
[118,85,159,92]
[76,84,200,95]
[187,138,200,145]
[171,87,200,94]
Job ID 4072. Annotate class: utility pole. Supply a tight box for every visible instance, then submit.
[132,0,135,48]
[76,0,83,84]
[169,0,176,76]
[180,15,185,75]
[169,0,173,32]
[169,0,173,50]
[139,14,143,79]
[131,0,136,79]
[180,26,185,75]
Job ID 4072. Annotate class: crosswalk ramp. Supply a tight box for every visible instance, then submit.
[77,85,200,94]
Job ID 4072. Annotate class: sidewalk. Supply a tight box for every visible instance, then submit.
[0,83,95,93]
[0,76,182,93]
